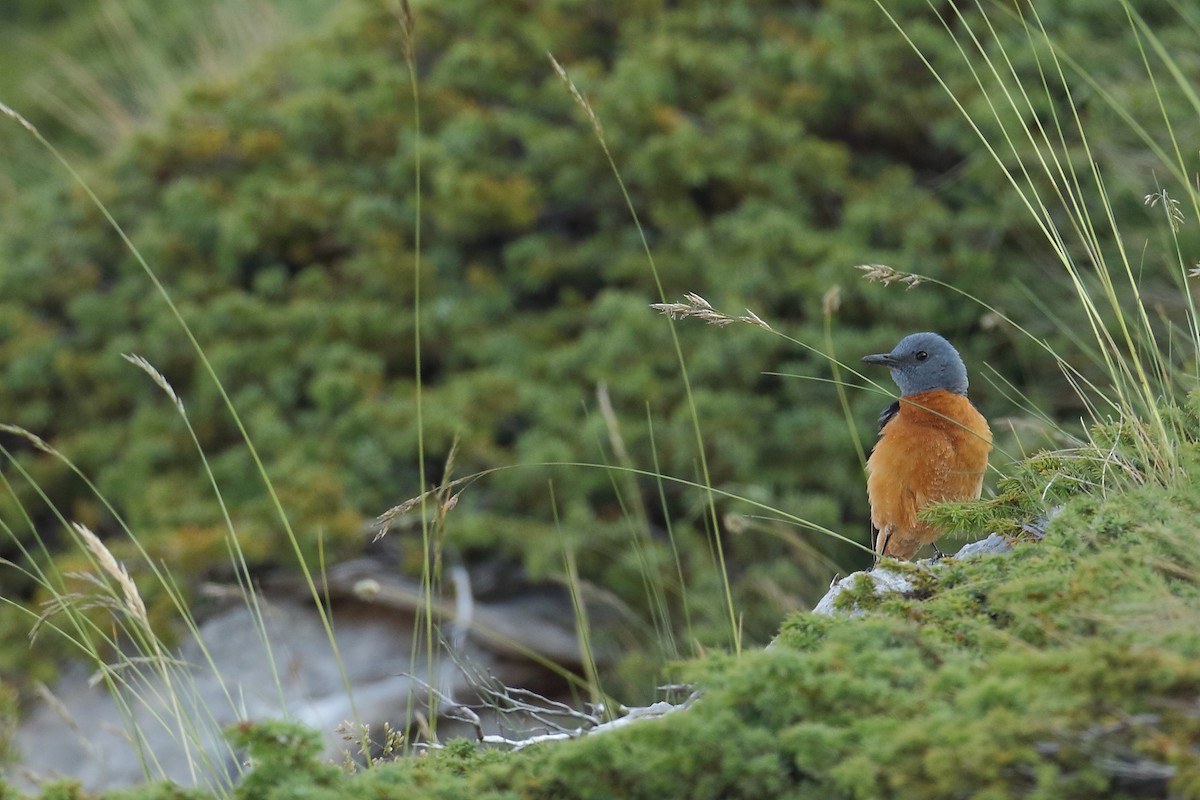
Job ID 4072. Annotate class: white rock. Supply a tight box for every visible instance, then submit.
[812,534,1012,616]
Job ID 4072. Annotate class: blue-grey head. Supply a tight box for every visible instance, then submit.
[861,332,969,396]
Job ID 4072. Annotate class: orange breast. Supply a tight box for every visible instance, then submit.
[866,389,991,559]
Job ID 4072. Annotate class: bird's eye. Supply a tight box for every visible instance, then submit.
[915,350,928,361]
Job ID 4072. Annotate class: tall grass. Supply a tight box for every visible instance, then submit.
[6,0,337,152]
[548,55,745,656]
[875,0,1200,491]
[0,423,246,794]
[386,0,443,751]
[0,80,361,800]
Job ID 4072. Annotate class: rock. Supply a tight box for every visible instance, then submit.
[812,568,914,617]
[812,533,1012,616]
[953,532,1012,559]
[12,561,595,793]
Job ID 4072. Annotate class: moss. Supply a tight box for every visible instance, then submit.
[774,612,836,649]
[27,784,92,800]
[831,571,889,612]
[227,721,341,800]
[401,471,1200,799]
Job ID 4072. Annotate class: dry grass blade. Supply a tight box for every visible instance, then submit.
[31,592,111,642]
[34,681,83,733]
[855,263,924,289]
[389,0,416,59]
[435,437,460,519]
[72,522,149,629]
[596,382,632,465]
[822,285,842,316]
[548,53,605,144]
[374,473,472,540]
[742,308,772,330]
[373,493,428,539]
[123,353,185,413]
[0,100,38,134]
[1144,189,1184,233]
[0,422,60,456]
[649,292,773,330]
[87,655,186,688]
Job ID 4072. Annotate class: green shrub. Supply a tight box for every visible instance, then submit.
[1,0,1193,691]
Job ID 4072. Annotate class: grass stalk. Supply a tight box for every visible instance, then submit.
[552,482,605,716]
[548,54,741,655]
[0,96,357,785]
[869,0,1199,493]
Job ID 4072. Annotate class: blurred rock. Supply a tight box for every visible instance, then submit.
[953,532,1012,559]
[12,560,594,793]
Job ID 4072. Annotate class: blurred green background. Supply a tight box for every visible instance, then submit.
[0,0,1194,694]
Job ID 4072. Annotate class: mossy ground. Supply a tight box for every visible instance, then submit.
[470,469,1200,800]
[16,447,1199,800]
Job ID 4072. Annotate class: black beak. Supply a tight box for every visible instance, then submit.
[861,353,899,367]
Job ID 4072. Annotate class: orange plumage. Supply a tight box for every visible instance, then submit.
[866,388,992,560]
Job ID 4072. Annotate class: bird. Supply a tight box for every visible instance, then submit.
[861,332,992,561]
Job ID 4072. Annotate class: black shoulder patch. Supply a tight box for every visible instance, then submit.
[877,400,900,434]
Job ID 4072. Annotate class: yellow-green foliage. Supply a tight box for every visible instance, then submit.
[227,722,341,800]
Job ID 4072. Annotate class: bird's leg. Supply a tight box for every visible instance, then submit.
[873,525,894,568]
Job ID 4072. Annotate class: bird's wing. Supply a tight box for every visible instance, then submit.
[870,400,901,554]
[877,400,900,434]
